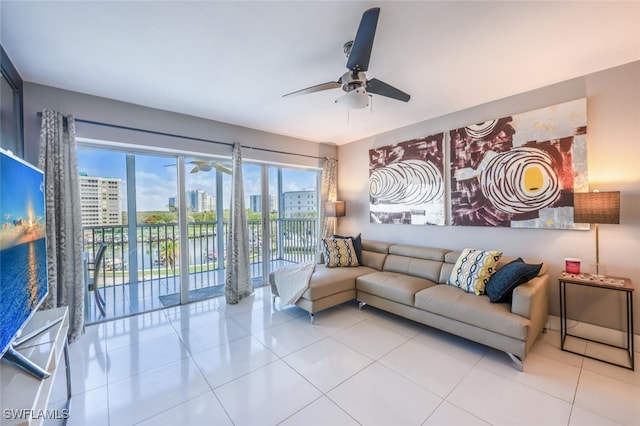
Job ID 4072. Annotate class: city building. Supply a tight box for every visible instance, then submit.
[79,173,122,226]
[283,190,316,218]
[249,194,277,213]
[172,190,215,212]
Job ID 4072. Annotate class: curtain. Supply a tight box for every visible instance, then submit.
[38,109,84,342]
[320,157,338,240]
[225,143,252,304]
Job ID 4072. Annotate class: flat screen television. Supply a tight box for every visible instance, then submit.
[0,148,50,377]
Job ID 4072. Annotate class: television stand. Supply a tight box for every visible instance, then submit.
[0,307,71,426]
[4,314,66,379]
[3,346,51,379]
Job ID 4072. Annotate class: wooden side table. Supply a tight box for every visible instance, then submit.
[558,272,634,370]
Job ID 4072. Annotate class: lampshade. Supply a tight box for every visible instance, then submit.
[335,88,369,109]
[325,201,346,217]
[573,191,620,224]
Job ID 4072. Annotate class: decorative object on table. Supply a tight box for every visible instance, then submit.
[564,258,581,274]
[325,201,346,218]
[369,133,445,225]
[449,98,588,229]
[573,190,620,277]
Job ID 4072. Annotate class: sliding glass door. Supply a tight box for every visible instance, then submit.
[78,143,320,322]
[78,148,181,322]
[268,166,319,274]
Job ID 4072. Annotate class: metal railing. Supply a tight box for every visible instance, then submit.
[83,218,317,321]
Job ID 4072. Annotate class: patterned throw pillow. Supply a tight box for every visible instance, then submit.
[448,248,502,295]
[322,238,360,268]
[333,233,363,265]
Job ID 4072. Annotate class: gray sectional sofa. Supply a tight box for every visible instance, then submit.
[270,239,549,370]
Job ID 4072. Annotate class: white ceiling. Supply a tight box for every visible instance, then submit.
[2,1,639,145]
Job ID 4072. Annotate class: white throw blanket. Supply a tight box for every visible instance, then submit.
[273,262,316,305]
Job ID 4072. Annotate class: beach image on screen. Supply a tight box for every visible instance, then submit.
[0,152,48,354]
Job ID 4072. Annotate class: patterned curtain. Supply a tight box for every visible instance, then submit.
[320,157,338,239]
[225,143,252,304]
[38,109,84,342]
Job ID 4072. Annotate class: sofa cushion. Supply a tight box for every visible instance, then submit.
[448,248,502,295]
[414,285,528,340]
[360,240,391,270]
[334,233,363,265]
[498,255,548,277]
[383,255,444,283]
[302,266,376,300]
[388,244,447,262]
[322,237,360,267]
[485,258,543,303]
[356,271,437,306]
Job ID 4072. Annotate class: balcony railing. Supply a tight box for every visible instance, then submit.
[83,218,317,323]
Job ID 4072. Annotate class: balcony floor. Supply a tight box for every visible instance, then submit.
[85,259,298,324]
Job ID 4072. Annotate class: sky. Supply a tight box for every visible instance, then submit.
[0,151,46,249]
[77,147,318,212]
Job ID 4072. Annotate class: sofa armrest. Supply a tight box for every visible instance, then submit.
[511,274,548,318]
[511,273,549,335]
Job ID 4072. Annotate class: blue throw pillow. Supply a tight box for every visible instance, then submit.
[485,258,542,303]
[333,233,363,265]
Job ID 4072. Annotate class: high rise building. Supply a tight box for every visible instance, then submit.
[249,194,277,213]
[175,190,216,212]
[79,174,122,226]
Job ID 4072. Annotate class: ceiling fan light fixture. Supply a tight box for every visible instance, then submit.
[335,87,369,109]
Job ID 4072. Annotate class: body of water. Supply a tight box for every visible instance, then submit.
[0,238,48,354]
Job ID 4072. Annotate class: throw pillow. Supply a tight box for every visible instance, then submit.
[322,237,360,268]
[333,233,363,265]
[486,258,542,303]
[448,248,502,295]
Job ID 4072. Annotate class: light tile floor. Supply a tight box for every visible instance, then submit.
[47,286,640,426]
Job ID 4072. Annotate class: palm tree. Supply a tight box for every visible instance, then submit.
[159,239,179,270]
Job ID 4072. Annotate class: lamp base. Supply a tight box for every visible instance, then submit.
[590,262,607,278]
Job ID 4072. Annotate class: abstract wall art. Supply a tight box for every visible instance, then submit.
[449,98,588,229]
[369,133,445,225]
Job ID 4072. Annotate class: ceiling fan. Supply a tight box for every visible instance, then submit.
[188,160,232,174]
[283,7,410,109]
[165,160,232,174]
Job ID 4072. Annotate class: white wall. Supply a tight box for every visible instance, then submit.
[338,61,640,331]
[22,83,337,168]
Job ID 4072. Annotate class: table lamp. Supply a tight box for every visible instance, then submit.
[325,201,346,218]
[573,191,620,276]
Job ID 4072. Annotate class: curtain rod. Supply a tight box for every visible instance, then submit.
[36,112,332,161]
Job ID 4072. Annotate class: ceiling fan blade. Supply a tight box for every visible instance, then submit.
[346,7,380,72]
[366,78,410,102]
[283,81,341,98]
[213,163,232,175]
